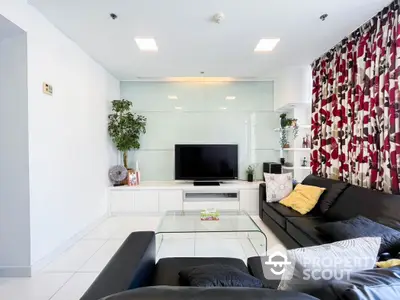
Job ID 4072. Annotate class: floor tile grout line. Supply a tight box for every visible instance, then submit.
[76,239,110,272]
[48,272,76,300]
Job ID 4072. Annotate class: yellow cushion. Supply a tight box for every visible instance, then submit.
[279,184,326,215]
[376,259,400,268]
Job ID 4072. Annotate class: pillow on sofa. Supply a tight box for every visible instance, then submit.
[264,173,293,202]
[315,215,400,254]
[279,184,325,215]
[278,237,381,292]
[178,264,263,288]
[302,174,349,213]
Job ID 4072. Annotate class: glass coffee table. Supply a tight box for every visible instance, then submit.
[156,210,267,261]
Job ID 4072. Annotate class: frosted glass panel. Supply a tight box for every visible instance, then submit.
[121,81,279,180]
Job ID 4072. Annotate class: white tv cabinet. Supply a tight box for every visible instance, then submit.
[108,181,261,215]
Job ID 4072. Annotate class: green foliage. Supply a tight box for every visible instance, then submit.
[108,99,147,152]
[246,165,255,175]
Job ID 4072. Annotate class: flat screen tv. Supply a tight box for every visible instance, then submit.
[175,144,238,181]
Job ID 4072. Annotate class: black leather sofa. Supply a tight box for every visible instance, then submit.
[80,231,316,300]
[81,231,400,299]
[259,174,400,251]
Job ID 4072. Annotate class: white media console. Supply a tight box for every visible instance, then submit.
[108,181,261,215]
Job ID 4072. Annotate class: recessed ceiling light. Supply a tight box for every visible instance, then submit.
[254,38,280,52]
[220,107,227,110]
[175,106,182,110]
[135,37,158,52]
[226,96,236,100]
[168,95,178,100]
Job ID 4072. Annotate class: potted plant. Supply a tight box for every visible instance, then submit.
[246,165,255,182]
[280,113,288,128]
[108,99,147,169]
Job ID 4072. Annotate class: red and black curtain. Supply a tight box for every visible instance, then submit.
[311,0,400,194]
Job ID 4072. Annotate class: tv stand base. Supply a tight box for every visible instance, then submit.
[193,181,220,186]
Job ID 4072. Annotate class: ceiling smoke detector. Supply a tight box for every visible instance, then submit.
[320,14,328,21]
[213,13,225,24]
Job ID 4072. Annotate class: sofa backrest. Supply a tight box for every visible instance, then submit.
[101,286,318,300]
[325,185,400,230]
[301,175,350,213]
[81,231,156,300]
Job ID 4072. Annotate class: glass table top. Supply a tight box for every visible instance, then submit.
[156,210,262,234]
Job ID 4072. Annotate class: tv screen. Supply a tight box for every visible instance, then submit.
[175,144,238,180]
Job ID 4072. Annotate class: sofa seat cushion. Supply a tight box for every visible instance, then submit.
[263,202,321,229]
[179,264,263,288]
[151,257,248,286]
[286,217,331,247]
[309,266,400,300]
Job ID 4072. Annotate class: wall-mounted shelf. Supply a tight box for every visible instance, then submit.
[283,148,311,151]
[274,125,311,132]
[282,166,310,170]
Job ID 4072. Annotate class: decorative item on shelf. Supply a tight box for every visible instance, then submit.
[135,161,141,185]
[280,158,285,165]
[301,157,308,167]
[284,162,294,167]
[292,121,299,139]
[280,113,288,128]
[108,99,147,169]
[127,169,137,186]
[306,134,311,148]
[108,165,128,186]
[246,165,255,182]
[283,143,290,148]
[200,209,220,221]
[302,137,307,148]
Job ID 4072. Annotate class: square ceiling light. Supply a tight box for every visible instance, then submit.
[135,38,158,51]
[226,96,236,100]
[254,38,280,52]
[168,95,178,100]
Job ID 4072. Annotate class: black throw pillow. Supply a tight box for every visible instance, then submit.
[301,174,349,213]
[316,215,400,254]
[178,264,263,288]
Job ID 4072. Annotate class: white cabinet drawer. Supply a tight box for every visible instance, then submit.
[109,191,135,213]
[159,190,183,212]
[134,191,159,212]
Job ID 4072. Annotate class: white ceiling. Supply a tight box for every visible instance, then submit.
[29,0,391,80]
[0,15,25,41]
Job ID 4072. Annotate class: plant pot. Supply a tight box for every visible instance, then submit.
[247,173,254,182]
[283,144,290,148]
[280,158,285,165]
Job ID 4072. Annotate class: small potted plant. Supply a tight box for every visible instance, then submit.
[246,165,255,182]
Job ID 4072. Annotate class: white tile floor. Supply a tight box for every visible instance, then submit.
[0,215,282,300]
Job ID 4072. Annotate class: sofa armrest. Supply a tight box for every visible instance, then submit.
[80,231,156,300]
[259,183,266,219]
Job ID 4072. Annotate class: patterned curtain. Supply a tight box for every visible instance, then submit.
[311,0,400,194]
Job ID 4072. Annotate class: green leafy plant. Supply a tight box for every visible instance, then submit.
[279,128,289,148]
[246,165,255,175]
[108,99,147,168]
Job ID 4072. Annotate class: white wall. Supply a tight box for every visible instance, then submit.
[0,30,31,276]
[0,0,120,267]
[274,66,312,111]
[120,81,280,180]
